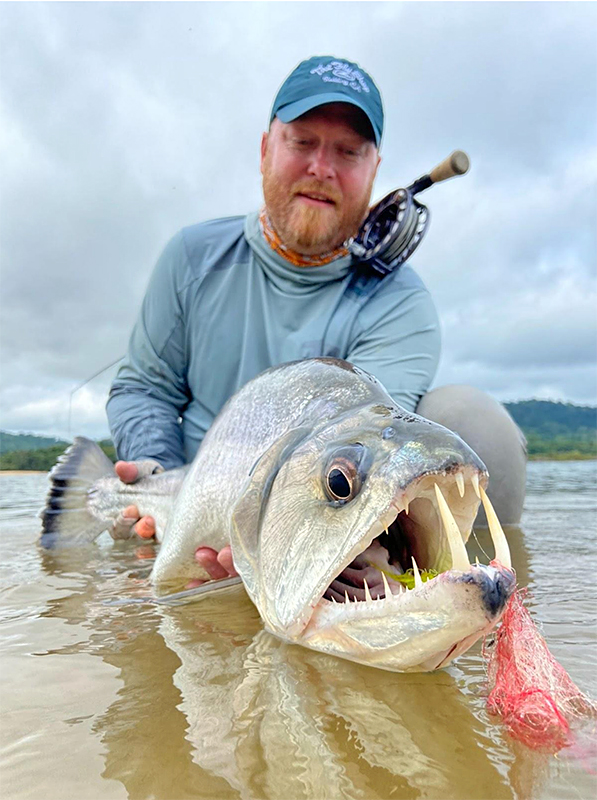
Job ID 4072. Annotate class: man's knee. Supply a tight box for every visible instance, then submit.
[416,385,527,525]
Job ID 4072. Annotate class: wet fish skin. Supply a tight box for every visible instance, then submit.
[41,358,515,671]
[152,358,404,587]
[148,358,513,671]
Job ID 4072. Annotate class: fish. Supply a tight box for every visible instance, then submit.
[40,357,516,672]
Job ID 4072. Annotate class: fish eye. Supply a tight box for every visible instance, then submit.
[327,467,353,499]
[324,445,368,503]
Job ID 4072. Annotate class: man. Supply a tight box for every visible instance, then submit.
[107,57,526,581]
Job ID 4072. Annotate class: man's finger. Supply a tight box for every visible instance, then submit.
[115,459,164,485]
[111,508,140,540]
[217,546,238,577]
[194,547,229,580]
[115,461,139,484]
[123,505,140,519]
[134,516,156,540]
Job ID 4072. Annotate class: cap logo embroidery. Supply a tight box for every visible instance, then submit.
[310,61,370,94]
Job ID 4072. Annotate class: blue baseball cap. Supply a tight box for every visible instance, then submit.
[270,56,384,147]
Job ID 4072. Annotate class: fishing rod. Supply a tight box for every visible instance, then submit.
[349,150,470,276]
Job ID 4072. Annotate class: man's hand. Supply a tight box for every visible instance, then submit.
[111,461,239,584]
[189,545,239,587]
[110,459,164,540]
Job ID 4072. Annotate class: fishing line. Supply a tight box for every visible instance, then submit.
[471,528,492,563]
[67,355,124,438]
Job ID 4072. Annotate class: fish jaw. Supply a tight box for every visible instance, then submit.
[244,421,516,671]
[248,410,491,640]
[251,457,487,637]
[294,563,516,672]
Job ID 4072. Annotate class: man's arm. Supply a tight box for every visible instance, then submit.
[346,274,441,412]
[107,232,191,470]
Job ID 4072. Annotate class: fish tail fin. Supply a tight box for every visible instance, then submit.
[40,437,115,548]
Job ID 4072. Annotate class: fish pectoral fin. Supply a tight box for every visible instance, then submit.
[230,425,312,591]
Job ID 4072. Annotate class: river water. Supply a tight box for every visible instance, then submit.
[0,461,595,800]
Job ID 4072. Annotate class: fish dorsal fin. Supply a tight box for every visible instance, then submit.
[229,426,311,602]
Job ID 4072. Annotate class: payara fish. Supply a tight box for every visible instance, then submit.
[40,358,515,672]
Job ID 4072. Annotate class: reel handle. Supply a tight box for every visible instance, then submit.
[429,150,470,183]
[408,150,470,195]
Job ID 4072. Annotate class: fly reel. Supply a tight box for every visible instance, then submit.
[349,150,470,276]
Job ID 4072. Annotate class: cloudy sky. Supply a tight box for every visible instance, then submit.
[1,1,595,440]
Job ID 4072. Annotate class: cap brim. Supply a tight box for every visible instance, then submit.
[275,94,381,146]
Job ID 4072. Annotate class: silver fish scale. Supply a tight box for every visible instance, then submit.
[152,358,390,585]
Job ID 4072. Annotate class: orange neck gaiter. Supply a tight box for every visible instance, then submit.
[259,208,349,267]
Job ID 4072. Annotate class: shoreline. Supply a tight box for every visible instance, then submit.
[0,470,47,475]
[527,454,597,462]
[1,457,595,476]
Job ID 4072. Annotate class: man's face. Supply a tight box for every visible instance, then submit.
[260,104,381,257]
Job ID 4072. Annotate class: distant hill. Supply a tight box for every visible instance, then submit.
[0,431,68,453]
[504,400,596,435]
[504,400,596,459]
[1,398,596,470]
[0,432,115,471]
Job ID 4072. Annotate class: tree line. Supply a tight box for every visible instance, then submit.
[1,399,595,470]
[0,440,116,471]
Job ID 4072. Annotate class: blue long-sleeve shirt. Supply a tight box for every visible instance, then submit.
[107,211,441,469]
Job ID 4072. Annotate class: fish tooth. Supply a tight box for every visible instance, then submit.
[475,556,480,566]
[331,595,337,604]
[456,472,465,498]
[344,590,350,604]
[363,578,372,603]
[479,487,512,569]
[411,557,423,589]
[404,499,409,515]
[434,484,470,572]
[471,473,481,498]
[381,571,391,599]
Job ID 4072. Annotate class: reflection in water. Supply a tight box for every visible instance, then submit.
[38,539,536,800]
[1,463,595,799]
[160,601,517,800]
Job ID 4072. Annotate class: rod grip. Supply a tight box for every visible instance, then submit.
[429,150,470,184]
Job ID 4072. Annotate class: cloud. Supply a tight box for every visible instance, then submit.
[0,368,120,440]
[0,2,595,439]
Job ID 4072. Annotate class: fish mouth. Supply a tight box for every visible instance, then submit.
[298,467,515,640]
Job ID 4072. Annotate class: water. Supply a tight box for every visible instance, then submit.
[1,462,596,800]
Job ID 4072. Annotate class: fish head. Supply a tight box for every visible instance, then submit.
[230,401,516,672]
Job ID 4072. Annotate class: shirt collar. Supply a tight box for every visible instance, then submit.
[244,210,354,288]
